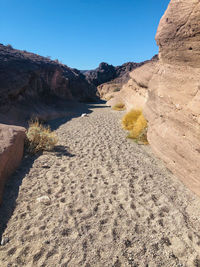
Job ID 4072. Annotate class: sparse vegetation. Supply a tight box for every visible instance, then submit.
[112,103,126,111]
[122,109,148,144]
[26,119,57,153]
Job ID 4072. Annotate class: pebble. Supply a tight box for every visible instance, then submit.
[1,237,9,246]
[81,113,88,117]
[37,195,51,204]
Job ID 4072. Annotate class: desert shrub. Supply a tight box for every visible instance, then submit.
[122,109,148,144]
[112,103,126,111]
[122,109,142,130]
[26,119,57,153]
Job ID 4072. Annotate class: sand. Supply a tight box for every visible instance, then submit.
[0,103,200,267]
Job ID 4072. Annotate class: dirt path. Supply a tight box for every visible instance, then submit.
[0,104,200,267]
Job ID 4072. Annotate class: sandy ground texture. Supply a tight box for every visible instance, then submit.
[0,103,200,267]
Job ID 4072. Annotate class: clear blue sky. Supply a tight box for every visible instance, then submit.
[1,0,170,69]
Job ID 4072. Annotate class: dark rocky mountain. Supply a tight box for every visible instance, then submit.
[0,44,97,124]
[84,61,145,87]
[0,43,153,125]
[97,56,158,99]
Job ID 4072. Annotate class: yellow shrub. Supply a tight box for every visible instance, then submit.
[122,109,148,144]
[112,103,126,111]
[122,109,142,130]
[26,119,57,153]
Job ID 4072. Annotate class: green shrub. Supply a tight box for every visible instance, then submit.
[26,119,57,153]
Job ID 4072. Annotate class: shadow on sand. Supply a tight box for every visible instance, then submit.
[48,99,107,130]
[0,145,75,241]
[0,100,107,241]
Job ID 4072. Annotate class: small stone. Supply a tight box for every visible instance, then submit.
[1,237,9,246]
[42,165,50,169]
[37,195,50,204]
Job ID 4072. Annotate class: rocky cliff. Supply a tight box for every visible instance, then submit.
[85,61,145,98]
[144,0,200,196]
[106,57,158,109]
[106,0,200,196]
[0,44,97,125]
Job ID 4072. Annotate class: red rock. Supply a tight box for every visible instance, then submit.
[106,0,200,196]
[0,124,26,204]
[144,0,200,196]
[106,59,157,110]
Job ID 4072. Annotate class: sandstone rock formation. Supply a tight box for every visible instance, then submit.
[0,124,26,204]
[0,44,97,124]
[105,0,200,196]
[144,0,200,196]
[106,58,157,110]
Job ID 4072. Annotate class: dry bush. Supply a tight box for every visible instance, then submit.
[26,119,57,153]
[122,109,142,130]
[112,103,126,111]
[122,109,148,144]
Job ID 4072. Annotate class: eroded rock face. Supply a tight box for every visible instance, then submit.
[144,0,200,196]
[0,44,97,124]
[0,124,26,204]
[106,58,157,110]
[156,0,200,67]
[86,61,144,92]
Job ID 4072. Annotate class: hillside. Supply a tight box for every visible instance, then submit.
[0,44,97,125]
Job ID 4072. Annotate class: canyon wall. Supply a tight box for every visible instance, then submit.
[105,0,200,196]
[144,0,200,195]
[97,57,157,102]
[106,60,157,110]
[0,44,98,203]
[0,44,97,125]
[85,61,144,88]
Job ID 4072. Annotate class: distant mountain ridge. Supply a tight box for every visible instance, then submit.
[0,43,154,124]
[83,61,147,87]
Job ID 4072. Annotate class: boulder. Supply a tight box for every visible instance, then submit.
[0,124,26,204]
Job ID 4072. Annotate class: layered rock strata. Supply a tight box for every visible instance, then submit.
[107,60,156,110]
[144,0,200,196]
[106,0,200,196]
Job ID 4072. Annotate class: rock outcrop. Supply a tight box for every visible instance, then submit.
[0,124,26,204]
[106,57,158,109]
[105,0,200,196]
[144,0,200,196]
[0,44,97,125]
[85,61,145,96]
